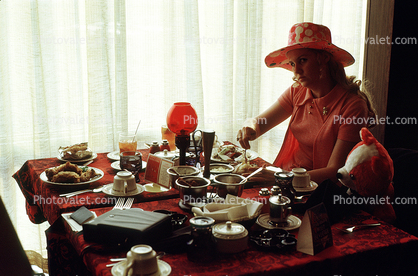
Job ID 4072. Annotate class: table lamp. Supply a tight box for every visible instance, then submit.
[166,102,198,165]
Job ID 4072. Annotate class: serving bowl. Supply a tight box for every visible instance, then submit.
[176,176,211,206]
[213,174,247,198]
[167,166,201,189]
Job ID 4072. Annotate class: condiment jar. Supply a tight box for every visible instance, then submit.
[212,221,248,254]
[149,141,160,154]
[187,216,216,263]
[274,171,296,203]
[160,139,171,151]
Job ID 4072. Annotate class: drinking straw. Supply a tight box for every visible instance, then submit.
[133,120,141,142]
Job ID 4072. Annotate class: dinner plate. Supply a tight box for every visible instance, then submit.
[210,148,258,163]
[293,181,318,193]
[256,214,302,231]
[102,183,145,197]
[40,167,104,186]
[111,161,147,171]
[111,259,171,276]
[57,152,98,163]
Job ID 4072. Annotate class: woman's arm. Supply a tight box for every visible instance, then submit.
[237,101,291,149]
[308,139,358,184]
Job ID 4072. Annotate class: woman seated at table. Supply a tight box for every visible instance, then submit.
[237,22,376,184]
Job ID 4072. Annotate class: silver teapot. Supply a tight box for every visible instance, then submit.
[269,194,292,226]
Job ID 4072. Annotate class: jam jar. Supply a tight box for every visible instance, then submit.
[187,216,216,263]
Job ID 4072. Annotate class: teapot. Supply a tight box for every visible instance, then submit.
[269,194,292,226]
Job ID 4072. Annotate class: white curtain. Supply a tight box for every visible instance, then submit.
[0,0,367,265]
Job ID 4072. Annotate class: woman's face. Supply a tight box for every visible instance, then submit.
[287,48,324,89]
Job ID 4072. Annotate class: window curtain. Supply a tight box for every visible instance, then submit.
[0,0,367,267]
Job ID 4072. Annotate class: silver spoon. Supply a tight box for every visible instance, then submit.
[336,223,381,233]
[59,186,104,198]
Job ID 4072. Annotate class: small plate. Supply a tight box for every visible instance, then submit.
[256,214,302,231]
[57,152,98,163]
[102,183,145,197]
[40,167,104,186]
[293,181,318,193]
[210,148,258,163]
[111,259,171,276]
[107,151,121,161]
[111,161,147,171]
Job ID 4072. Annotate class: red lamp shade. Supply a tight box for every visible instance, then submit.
[166,102,198,136]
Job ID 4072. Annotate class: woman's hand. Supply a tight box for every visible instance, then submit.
[237,126,257,149]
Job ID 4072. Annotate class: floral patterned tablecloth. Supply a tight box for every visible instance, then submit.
[13,149,418,276]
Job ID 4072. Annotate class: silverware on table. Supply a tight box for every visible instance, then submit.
[336,223,381,233]
[113,198,125,210]
[59,186,103,197]
[123,198,134,210]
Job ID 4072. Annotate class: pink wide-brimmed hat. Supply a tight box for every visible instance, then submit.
[265,22,355,71]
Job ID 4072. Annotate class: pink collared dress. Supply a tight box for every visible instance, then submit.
[273,84,369,171]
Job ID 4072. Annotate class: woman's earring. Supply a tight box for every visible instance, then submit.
[292,76,300,87]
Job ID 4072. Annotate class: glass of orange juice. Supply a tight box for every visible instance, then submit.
[119,133,138,153]
[161,125,176,151]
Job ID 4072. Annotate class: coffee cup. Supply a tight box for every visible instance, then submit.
[291,168,310,188]
[123,244,159,276]
[113,171,137,194]
[269,194,292,225]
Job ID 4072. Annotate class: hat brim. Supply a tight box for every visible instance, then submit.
[264,40,355,70]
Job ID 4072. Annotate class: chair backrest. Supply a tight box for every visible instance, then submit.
[0,196,33,276]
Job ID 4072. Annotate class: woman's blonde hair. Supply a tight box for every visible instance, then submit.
[291,49,377,128]
[327,54,377,128]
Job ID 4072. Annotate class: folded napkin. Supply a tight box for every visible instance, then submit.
[192,194,263,222]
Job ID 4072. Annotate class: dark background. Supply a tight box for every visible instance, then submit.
[385,0,418,150]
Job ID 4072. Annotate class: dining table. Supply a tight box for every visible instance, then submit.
[13,145,418,276]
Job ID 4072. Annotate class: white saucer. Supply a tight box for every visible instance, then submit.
[102,183,145,197]
[107,151,121,161]
[111,161,147,171]
[256,214,302,231]
[293,181,318,193]
[143,183,170,193]
[111,259,171,276]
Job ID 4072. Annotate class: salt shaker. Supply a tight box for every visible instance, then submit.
[149,141,160,154]
[160,139,170,151]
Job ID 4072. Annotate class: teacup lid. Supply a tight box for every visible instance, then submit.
[154,150,176,159]
[190,216,215,229]
[274,171,294,180]
[213,221,248,240]
[269,194,291,205]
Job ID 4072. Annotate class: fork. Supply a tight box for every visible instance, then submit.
[113,198,125,210]
[336,223,381,233]
[123,198,134,210]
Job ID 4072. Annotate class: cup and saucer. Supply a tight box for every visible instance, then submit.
[103,171,145,197]
[291,168,318,192]
[111,245,171,276]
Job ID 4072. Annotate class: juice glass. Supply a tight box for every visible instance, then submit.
[119,133,138,153]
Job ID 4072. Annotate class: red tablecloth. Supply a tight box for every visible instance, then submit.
[51,188,418,276]
[12,150,181,224]
[13,150,418,275]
